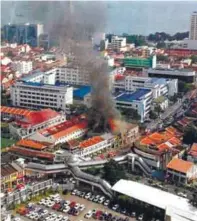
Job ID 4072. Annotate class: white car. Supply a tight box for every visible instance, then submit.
[85,210,92,219]
[112,204,119,211]
[63,206,70,213]
[104,200,110,206]
[71,189,78,195]
[64,200,70,206]
[98,196,105,204]
[74,203,81,210]
[138,214,143,221]
[14,218,21,221]
[85,192,92,199]
[62,217,69,221]
[79,204,85,211]
[42,210,48,216]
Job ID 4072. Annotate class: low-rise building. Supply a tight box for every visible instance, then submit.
[187,143,197,163]
[1,106,66,138]
[146,68,197,83]
[75,134,114,157]
[167,158,197,184]
[1,162,25,191]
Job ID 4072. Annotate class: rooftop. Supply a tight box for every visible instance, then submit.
[1,106,32,117]
[9,146,54,160]
[1,164,17,177]
[52,121,88,140]
[188,143,197,157]
[16,109,60,127]
[112,179,197,220]
[73,86,91,100]
[16,139,49,150]
[167,158,193,174]
[79,136,104,148]
[116,89,151,102]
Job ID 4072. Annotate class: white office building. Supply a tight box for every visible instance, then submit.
[114,89,153,122]
[10,71,73,111]
[56,66,90,86]
[113,76,178,98]
[111,36,127,51]
[12,61,33,75]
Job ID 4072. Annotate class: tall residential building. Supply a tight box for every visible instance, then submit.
[189,11,197,40]
[3,23,44,47]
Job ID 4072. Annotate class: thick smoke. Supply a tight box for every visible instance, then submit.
[41,1,121,132]
[3,1,121,132]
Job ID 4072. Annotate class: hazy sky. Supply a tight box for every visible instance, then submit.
[1,1,197,35]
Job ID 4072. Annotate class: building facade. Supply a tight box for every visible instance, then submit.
[12,61,33,75]
[111,36,127,51]
[146,68,196,83]
[114,89,153,122]
[3,23,44,47]
[189,11,197,40]
[167,158,197,184]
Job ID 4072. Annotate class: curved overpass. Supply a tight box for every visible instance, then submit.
[26,153,152,198]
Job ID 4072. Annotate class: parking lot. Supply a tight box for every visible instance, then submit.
[13,190,136,221]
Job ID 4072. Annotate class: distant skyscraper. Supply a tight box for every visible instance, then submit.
[3,23,44,47]
[189,11,197,40]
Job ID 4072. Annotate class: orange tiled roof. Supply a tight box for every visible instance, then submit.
[79,136,104,148]
[140,137,155,146]
[168,137,182,146]
[167,158,193,173]
[189,143,197,157]
[157,143,170,151]
[53,121,88,139]
[16,139,47,150]
[1,106,32,117]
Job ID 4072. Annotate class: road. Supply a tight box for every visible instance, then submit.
[146,93,191,132]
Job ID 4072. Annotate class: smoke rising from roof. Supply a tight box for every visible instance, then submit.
[3,1,121,132]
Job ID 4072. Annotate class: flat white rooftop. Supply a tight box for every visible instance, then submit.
[112,179,197,221]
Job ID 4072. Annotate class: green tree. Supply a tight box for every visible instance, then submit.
[157,54,168,62]
[183,126,197,145]
[190,55,197,64]
[149,110,157,120]
[154,105,162,116]
[156,42,166,49]
[103,160,126,185]
[7,51,14,57]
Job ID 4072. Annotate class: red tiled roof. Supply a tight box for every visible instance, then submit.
[1,106,32,117]
[53,121,88,139]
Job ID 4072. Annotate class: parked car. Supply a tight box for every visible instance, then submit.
[112,204,119,211]
[85,210,93,219]
[104,199,110,206]
[138,214,143,221]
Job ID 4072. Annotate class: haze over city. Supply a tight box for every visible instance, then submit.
[1,1,197,221]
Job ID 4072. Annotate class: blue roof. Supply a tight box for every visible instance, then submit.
[116,89,151,102]
[149,78,166,85]
[73,86,91,99]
